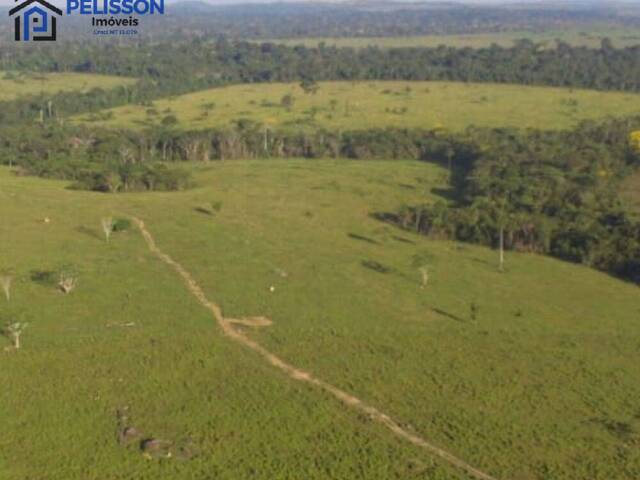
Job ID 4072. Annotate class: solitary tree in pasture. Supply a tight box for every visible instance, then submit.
[161,114,178,127]
[102,217,115,242]
[1,275,12,301]
[4,322,27,350]
[419,266,429,288]
[300,78,319,95]
[281,94,295,111]
[58,271,77,294]
[411,251,435,289]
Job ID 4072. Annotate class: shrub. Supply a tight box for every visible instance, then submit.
[161,115,178,126]
[113,218,132,232]
[361,260,393,274]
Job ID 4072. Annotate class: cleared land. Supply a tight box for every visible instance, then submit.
[260,27,640,49]
[75,81,640,132]
[0,71,135,101]
[1,161,639,480]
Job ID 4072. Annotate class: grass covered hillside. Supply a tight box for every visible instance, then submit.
[0,71,135,102]
[1,161,639,480]
[74,81,640,132]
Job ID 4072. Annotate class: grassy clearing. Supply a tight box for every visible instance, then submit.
[258,27,640,49]
[0,71,135,101]
[74,81,640,132]
[1,160,639,479]
[0,165,455,480]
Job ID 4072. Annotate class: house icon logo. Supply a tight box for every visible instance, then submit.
[9,0,62,41]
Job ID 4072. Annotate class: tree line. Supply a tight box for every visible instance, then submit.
[2,39,640,126]
[379,117,640,284]
[2,2,638,41]
[2,101,639,282]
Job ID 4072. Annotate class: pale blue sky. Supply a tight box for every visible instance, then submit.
[0,0,626,7]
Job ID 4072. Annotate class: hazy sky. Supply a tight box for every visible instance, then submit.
[0,0,623,8]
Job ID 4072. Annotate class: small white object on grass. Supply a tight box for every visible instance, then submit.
[273,268,288,278]
[269,286,276,292]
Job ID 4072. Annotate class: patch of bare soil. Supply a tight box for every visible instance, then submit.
[225,316,273,328]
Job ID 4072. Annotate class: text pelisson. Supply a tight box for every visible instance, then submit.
[67,0,164,15]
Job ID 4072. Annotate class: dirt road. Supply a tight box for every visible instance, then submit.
[133,217,500,480]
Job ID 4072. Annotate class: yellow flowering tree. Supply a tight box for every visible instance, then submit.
[630,130,640,153]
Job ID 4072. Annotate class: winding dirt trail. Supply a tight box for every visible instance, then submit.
[133,217,500,480]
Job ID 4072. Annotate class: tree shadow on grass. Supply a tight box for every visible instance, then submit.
[469,257,491,266]
[194,207,214,216]
[431,308,466,323]
[391,235,415,244]
[76,225,102,241]
[30,270,57,287]
[348,233,380,245]
[370,211,399,224]
[361,260,394,274]
[589,418,637,443]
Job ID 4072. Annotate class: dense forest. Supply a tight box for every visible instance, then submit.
[3,39,640,92]
[1,39,640,127]
[1,1,639,40]
[119,1,640,39]
[381,118,640,284]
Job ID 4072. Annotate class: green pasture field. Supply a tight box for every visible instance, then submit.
[0,71,135,102]
[74,81,640,132]
[258,27,640,49]
[1,160,639,480]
